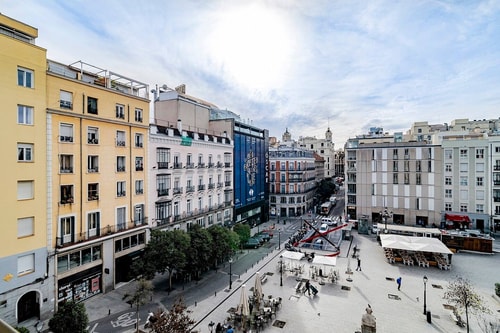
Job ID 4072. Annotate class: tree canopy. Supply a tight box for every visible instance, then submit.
[48,301,89,333]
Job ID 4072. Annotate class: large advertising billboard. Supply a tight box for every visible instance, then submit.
[234,131,267,210]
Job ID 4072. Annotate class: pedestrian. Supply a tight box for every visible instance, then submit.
[305,280,311,295]
[396,276,402,291]
[226,325,234,333]
[215,323,223,333]
[356,256,361,271]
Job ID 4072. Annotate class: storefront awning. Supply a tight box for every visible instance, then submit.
[445,213,471,223]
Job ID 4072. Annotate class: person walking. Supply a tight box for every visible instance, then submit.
[356,256,361,271]
[396,276,402,291]
[305,280,311,295]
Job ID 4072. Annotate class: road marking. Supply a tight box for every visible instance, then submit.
[110,312,138,328]
[87,323,99,333]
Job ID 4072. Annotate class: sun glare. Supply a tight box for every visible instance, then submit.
[206,3,295,92]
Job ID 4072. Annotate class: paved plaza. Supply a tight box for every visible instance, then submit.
[83,226,499,333]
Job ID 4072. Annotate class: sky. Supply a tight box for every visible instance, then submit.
[4,0,500,147]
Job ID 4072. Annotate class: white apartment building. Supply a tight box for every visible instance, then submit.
[298,127,336,178]
[149,87,233,231]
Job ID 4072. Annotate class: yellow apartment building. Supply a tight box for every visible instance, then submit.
[46,60,150,308]
[0,14,51,326]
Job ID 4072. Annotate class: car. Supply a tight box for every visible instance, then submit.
[321,217,338,227]
[252,234,267,244]
[243,238,261,249]
[319,223,329,233]
[257,231,272,241]
[261,230,274,238]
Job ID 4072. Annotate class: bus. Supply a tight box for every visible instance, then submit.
[320,201,332,215]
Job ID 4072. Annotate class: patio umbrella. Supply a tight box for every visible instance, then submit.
[254,272,263,311]
[238,284,250,329]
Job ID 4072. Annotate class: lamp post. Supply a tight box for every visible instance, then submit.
[280,255,283,287]
[423,275,428,315]
[379,207,393,233]
[278,230,281,250]
[229,257,233,290]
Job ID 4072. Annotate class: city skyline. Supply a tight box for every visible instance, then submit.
[4,0,500,146]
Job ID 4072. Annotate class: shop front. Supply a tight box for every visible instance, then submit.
[57,265,102,304]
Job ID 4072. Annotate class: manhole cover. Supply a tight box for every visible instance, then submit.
[273,320,286,328]
[432,284,443,289]
[386,277,395,281]
[388,294,401,300]
[341,285,351,291]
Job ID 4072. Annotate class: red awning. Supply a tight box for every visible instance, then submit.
[445,213,471,223]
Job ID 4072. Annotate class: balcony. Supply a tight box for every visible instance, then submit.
[198,184,205,191]
[173,163,183,169]
[494,180,500,186]
[157,188,169,196]
[157,162,169,169]
[156,217,171,227]
[217,162,224,168]
[494,165,500,171]
[208,163,214,168]
[88,138,99,144]
[60,100,73,109]
[225,162,231,168]
[173,187,183,195]
[208,183,215,189]
[60,136,74,142]
[217,183,223,188]
[186,163,195,169]
[186,186,195,193]
[116,140,126,147]
[55,218,148,248]
[225,181,231,187]
[60,197,74,205]
[198,163,205,168]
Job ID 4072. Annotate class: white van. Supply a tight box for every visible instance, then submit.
[321,217,338,226]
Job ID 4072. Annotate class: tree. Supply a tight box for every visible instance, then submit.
[149,297,195,333]
[443,276,491,333]
[207,225,232,268]
[48,301,89,333]
[186,224,213,280]
[122,278,153,333]
[232,223,251,246]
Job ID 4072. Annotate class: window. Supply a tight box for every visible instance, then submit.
[187,199,192,213]
[404,161,409,172]
[445,189,452,198]
[135,180,144,194]
[280,184,285,193]
[135,157,143,171]
[87,212,100,237]
[460,205,467,212]
[445,203,452,211]
[416,173,421,185]
[17,181,34,200]
[444,149,452,159]
[393,173,398,184]
[17,67,33,88]
[476,204,484,213]
[477,177,483,186]
[117,181,126,197]
[427,160,432,172]
[88,127,99,144]
[157,148,170,169]
[17,254,34,276]
[88,155,99,173]
[393,161,398,172]
[280,197,286,204]
[117,207,126,230]
[476,148,484,159]
[404,173,409,184]
[116,131,126,146]
[134,204,144,225]
[476,190,484,200]
[156,201,172,223]
[281,174,285,182]
[404,148,409,159]
[59,154,73,173]
[289,184,294,193]
[460,163,468,172]
[18,143,33,162]
[135,133,143,148]
[87,96,98,114]
[88,183,99,201]
[416,160,421,172]
[445,177,452,185]
[18,217,34,238]
[17,105,33,125]
[116,104,125,119]
[60,90,73,109]
[135,108,143,122]
[60,216,74,244]
[445,164,452,172]
[198,154,204,167]
[393,149,398,159]
[157,174,170,196]
[117,156,126,172]
[60,123,74,142]
[460,177,468,186]
[60,185,74,204]
[460,149,468,158]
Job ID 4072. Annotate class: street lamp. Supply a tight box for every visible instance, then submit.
[278,231,281,250]
[423,275,428,315]
[229,257,233,290]
[280,255,283,286]
[379,207,393,233]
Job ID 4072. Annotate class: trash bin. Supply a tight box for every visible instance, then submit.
[426,311,432,323]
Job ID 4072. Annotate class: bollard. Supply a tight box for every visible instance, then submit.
[215,291,217,297]
[108,309,111,316]
[195,301,197,307]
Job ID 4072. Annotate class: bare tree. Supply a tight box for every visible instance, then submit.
[149,297,195,333]
[122,278,154,333]
[443,276,491,333]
